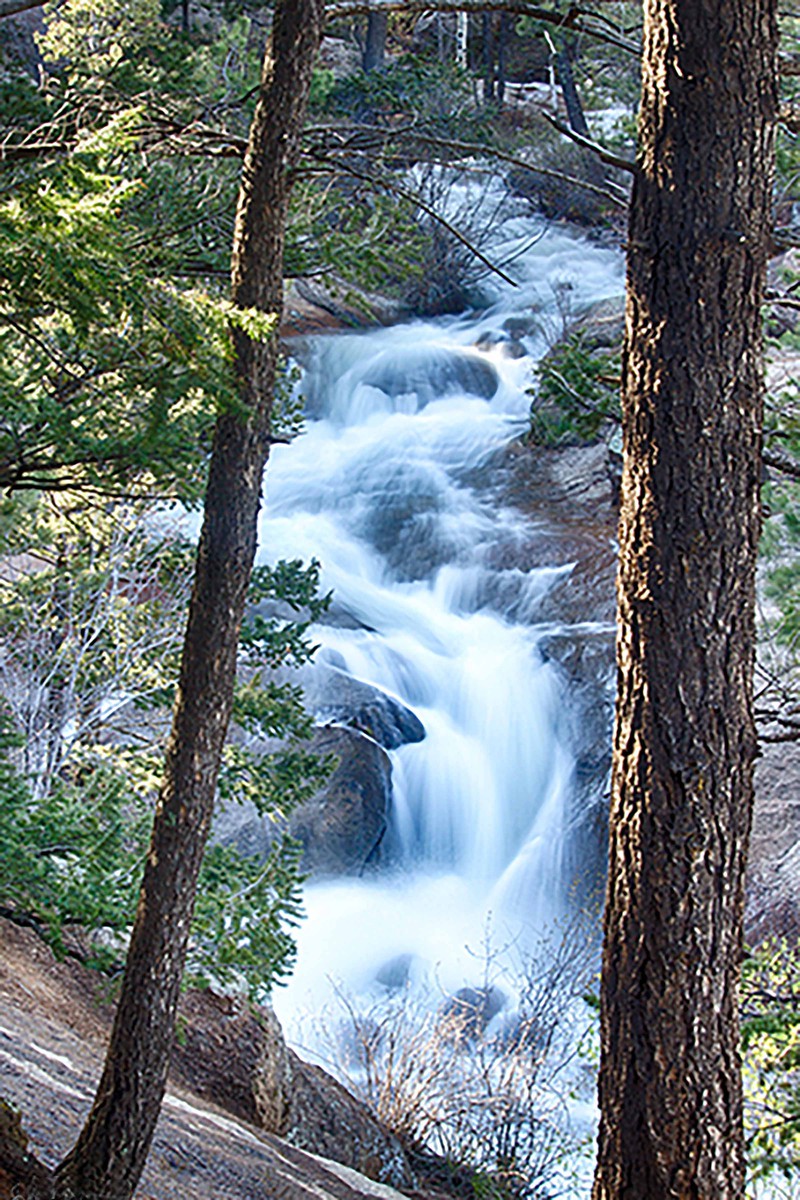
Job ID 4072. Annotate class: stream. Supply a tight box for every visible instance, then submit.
[258,181,624,1078]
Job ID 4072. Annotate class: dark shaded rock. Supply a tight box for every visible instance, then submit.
[217,724,392,877]
[0,1098,54,1200]
[473,331,527,359]
[308,668,425,751]
[303,667,424,748]
[291,726,392,875]
[171,990,284,1130]
[440,986,506,1040]
[287,1055,411,1188]
[375,953,417,990]
[0,11,42,77]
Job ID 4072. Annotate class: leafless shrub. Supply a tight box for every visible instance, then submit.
[313,915,597,1198]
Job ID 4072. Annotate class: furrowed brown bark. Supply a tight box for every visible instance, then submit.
[593,2,778,1198]
[51,4,325,1198]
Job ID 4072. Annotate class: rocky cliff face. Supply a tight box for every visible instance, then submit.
[0,916,422,1199]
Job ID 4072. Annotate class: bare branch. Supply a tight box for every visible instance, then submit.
[324,0,640,54]
[304,156,521,285]
[541,112,637,173]
[763,446,800,482]
[0,0,42,19]
[303,121,630,207]
[780,52,800,77]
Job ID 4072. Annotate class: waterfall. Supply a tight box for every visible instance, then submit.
[260,188,624,1037]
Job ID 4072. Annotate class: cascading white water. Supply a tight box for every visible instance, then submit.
[261,181,624,1038]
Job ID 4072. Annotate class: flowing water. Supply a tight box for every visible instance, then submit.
[259,183,624,1045]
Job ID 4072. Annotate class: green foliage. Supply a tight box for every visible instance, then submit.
[39,0,162,80]
[0,500,331,998]
[0,134,230,500]
[284,177,428,300]
[317,56,484,142]
[776,13,800,217]
[528,332,621,446]
[0,720,152,950]
[188,837,305,998]
[742,939,800,1191]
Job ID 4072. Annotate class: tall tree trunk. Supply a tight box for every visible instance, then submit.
[482,13,494,105]
[455,11,468,69]
[593,2,778,1198]
[363,11,388,71]
[496,13,508,108]
[52,4,325,1198]
[554,38,589,137]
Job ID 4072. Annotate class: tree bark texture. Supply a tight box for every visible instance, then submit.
[593,3,777,1198]
[52,4,325,1199]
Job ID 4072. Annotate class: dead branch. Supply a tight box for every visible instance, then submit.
[324,0,640,54]
[541,112,636,173]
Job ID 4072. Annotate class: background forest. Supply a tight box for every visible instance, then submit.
[1,2,800,1197]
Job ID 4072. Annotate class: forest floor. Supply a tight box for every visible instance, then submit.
[0,917,413,1200]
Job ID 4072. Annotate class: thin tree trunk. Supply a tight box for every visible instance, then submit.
[593,2,778,1197]
[363,11,388,71]
[482,13,494,105]
[554,39,589,137]
[52,4,325,1199]
[496,13,508,108]
[455,11,468,68]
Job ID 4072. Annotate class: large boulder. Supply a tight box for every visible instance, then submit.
[291,726,392,875]
[286,1056,410,1188]
[305,665,425,751]
[216,724,393,877]
[361,346,499,406]
[171,989,413,1190]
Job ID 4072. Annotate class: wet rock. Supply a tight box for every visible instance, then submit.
[363,346,499,404]
[538,627,615,897]
[283,278,403,338]
[375,953,417,990]
[307,668,425,751]
[473,330,527,359]
[215,725,392,877]
[539,629,615,779]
